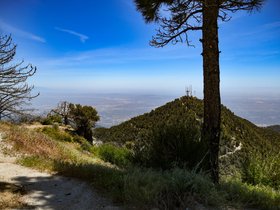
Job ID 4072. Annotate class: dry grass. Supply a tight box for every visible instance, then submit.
[0,122,108,170]
[8,126,62,159]
[0,182,28,209]
[23,122,73,131]
[0,192,26,209]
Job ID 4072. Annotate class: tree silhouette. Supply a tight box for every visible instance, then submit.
[51,101,71,125]
[0,35,39,120]
[69,103,100,142]
[134,0,264,183]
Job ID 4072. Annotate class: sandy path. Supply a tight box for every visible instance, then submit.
[0,134,122,210]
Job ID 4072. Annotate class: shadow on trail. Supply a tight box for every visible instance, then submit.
[11,162,123,210]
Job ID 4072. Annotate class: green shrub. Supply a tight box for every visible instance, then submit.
[123,167,223,209]
[41,118,52,125]
[41,127,97,154]
[42,127,73,142]
[221,178,280,209]
[241,152,280,189]
[41,114,62,125]
[133,113,205,169]
[96,144,132,167]
[73,135,96,153]
[123,168,166,205]
[18,156,56,171]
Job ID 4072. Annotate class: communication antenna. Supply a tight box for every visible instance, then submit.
[185,85,193,97]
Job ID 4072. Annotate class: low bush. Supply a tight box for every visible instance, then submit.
[41,114,62,125]
[18,156,56,172]
[73,135,96,153]
[241,151,280,189]
[41,126,73,142]
[41,127,95,153]
[221,178,280,209]
[123,168,223,209]
[96,144,132,168]
[133,114,205,169]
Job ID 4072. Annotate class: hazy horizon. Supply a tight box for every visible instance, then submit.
[31,88,280,128]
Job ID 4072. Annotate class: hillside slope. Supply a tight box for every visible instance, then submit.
[1,113,279,209]
[267,125,280,133]
[94,96,280,172]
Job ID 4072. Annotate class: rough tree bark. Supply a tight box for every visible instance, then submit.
[202,0,221,184]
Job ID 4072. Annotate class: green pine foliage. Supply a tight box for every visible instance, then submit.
[69,103,100,141]
[267,125,280,133]
[94,96,280,188]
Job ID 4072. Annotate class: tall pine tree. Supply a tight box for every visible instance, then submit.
[134,0,265,183]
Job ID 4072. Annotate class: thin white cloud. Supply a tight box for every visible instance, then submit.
[263,21,280,29]
[55,27,89,43]
[0,19,46,43]
[36,45,199,68]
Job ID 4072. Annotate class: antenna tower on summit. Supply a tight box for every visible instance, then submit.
[185,85,193,97]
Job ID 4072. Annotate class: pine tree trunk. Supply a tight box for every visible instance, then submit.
[202,1,221,184]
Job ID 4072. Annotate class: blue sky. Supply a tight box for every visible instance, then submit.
[0,0,279,96]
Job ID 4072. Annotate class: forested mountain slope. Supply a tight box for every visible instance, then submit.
[267,125,280,133]
[94,96,280,172]
[95,96,280,150]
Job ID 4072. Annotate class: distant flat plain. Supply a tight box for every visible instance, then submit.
[31,89,280,127]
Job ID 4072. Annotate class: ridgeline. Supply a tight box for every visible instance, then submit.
[94,96,280,173]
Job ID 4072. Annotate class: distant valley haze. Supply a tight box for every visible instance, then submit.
[31,87,280,127]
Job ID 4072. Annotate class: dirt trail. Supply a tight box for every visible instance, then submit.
[0,134,122,210]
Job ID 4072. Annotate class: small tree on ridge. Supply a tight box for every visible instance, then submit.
[69,103,100,142]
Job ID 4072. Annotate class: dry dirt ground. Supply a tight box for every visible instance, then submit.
[0,133,122,210]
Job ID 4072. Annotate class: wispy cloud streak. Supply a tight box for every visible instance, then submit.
[37,45,199,68]
[55,27,89,43]
[263,21,280,29]
[0,19,46,43]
